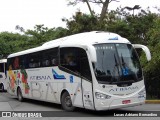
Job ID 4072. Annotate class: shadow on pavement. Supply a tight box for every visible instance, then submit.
[9,96,143,117]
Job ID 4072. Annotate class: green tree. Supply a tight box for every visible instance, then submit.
[0,32,29,57]
[63,13,102,34]
[25,25,69,46]
[141,17,160,99]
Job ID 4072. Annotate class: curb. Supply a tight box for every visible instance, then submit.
[145,100,160,104]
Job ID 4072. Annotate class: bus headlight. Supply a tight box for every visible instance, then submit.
[138,89,146,99]
[138,89,146,95]
[95,92,111,100]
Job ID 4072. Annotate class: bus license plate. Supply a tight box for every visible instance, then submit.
[122,100,131,104]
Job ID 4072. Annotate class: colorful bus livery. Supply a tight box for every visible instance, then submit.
[7,31,151,111]
[0,59,7,91]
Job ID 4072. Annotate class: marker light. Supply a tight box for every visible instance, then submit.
[108,37,118,40]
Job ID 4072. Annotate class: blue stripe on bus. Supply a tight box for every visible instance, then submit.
[52,69,66,80]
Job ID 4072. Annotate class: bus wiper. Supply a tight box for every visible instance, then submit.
[110,54,120,83]
[121,53,126,66]
[114,54,119,67]
[121,53,129,76]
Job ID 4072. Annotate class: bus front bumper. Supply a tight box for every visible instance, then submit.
[95,97,145,111]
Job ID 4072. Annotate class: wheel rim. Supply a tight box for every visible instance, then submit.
[64,96,72,107]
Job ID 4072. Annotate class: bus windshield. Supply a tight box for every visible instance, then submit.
[93,43,142,84]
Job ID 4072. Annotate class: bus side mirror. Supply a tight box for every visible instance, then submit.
[88,45,97,63]
[133,44,151,61]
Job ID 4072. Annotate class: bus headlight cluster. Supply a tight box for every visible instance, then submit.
[95,92,111,100]
[138,89,146,96]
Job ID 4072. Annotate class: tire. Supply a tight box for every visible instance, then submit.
[0,84,4,92]
[61,92,75,111]
[17,88,23,102]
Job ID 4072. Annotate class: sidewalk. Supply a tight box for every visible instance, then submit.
[145,100,160,104]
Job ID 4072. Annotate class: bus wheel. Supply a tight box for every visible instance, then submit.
[0,84,4,92]
[17,88,23,102]
[61,92,75,111]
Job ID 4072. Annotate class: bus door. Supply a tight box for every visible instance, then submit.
[59,47,84,107]
[59,47,94,109]
[80,49,94,110]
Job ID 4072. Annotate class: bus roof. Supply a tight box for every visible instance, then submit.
[0,59,7,63]
[8,31,131,58]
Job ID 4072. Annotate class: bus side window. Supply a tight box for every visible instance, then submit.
[5,63,7,78]
[0,63,4,72]
[51,58,57,65]
[42,48,58,67]
[7,58,14,70]
[28,53,41,68]
[13,57,20,69]
[42,58,50,67]
[60,48,80,73]
[50,48,59,66]
[19,55,27,69]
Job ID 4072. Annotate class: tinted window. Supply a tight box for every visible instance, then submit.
[5,63,7,76]
[94,44,120,83]
[7,58,12,70]
[0,63,4,72]
[7,48,59,70]
[60,47,92,81]
[19,55,27,69]
[79,49,92,81]
[7,57,17,70]
[8,56,27,70]
[42,48,58,67]
[116,44,142,81]
[94,44,142,84]
[60,47,80,73]
[13,57,20,69]
[28,53,41,68]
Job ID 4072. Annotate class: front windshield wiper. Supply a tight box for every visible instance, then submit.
[121,53,130,76]
[121,53,126,66]
[110,54,120,84]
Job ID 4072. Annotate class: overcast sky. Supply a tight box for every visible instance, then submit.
[0,0,159,33]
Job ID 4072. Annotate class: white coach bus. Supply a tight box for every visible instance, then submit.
[0,59,7,91]
[7,31,151,111]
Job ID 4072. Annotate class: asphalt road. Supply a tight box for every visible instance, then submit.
[0,92,160,120]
